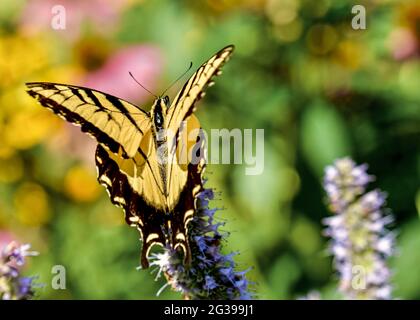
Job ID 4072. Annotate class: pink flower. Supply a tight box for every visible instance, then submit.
[388,28,419,61]
[20,0,130,39]
[0,231,15,250]
[47,124,98,168]
[82,45,163,103]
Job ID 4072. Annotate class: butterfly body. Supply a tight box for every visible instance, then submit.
[150,97,170,199]
[26,45,234,268]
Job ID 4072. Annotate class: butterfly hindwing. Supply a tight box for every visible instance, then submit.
[169,131,207,266]
[95,127,206,268]
[26,82,151,158]
[95,144,167,268]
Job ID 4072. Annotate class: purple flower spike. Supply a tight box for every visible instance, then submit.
[149,187,251,300]
[0,242,38,300]
[323,158,396,300]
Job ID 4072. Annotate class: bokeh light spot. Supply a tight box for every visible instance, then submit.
[0,155,24,183]
[15,182,51,226]
[306,24,338,55]
[64,165,101,203]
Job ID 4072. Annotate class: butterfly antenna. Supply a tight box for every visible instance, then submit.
[161,62,193,96]
[129,72,158,99]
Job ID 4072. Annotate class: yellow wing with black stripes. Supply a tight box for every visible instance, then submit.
[165,45,234,202]
[26,82,151,158]
[25,44,235,269]
[167,45,234,137]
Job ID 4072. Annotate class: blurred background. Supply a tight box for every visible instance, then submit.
[0,0,419,299]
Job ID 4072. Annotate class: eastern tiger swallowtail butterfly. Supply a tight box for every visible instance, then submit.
[25,45,234,268]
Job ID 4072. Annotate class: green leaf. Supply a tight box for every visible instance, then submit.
[301,100,352,176]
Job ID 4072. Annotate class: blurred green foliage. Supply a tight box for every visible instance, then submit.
[0,0,419,299]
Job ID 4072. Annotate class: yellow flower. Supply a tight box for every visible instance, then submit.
[14,182,51,226]
[0,154,24,183]
[0,35,49,87]
[334,40,364,70]
[0,32,77,154]
[64,165,101,203]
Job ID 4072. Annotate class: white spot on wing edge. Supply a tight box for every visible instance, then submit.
[145,241,163,262]
[173,243,187,257]
[146,233,160,243]
[99,175,112,186]
[176,233,186,241]
[183,209,194,224]
[113,196,126,205]
[192,185,201,196]
[129,216,139,222]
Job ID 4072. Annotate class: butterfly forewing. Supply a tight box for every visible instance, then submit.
[167,45,234,131]
[26,82,151,158]
[165,45,234,199]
